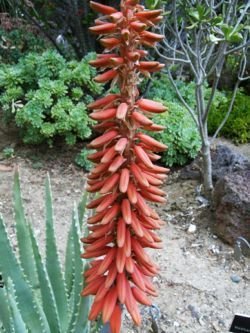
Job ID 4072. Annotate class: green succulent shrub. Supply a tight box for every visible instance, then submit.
[208,90,250,144]
[0,50,102,146]
[0,171,103,333]
[151,101,201,166]
[2,147,15,159]
[75,148,93,171]
[145,74,197,109]
[0,27,48,64]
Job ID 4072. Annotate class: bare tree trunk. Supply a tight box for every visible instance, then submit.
[195,82,213,195]
[201,140,213,197]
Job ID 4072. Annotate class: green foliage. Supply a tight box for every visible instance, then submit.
[0,50,102,146]
[0,28,48,64]
[146,74,196,108]
[173,1,246,43]
[2,147,15,158]
[151,101,201,166]
[145,0,162,9]
[144,75,200,166]
[75,148,93,171]
[208,90,250,143]
[0,171,101,333]
[2,1,96,59]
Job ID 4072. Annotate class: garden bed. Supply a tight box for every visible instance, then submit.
[0,129,249,333]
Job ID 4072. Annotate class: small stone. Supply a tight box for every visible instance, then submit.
[230,274,241,283]
[212,322,220,331]
[188,304,200,320]
[196,195,209,206]
[218,319,226,327]
[187,224,197,233]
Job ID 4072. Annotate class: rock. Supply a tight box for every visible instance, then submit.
[211,145,250,181]
[230,274,241,283]
[187,224,197,234]
[180,144,250,181]
[213,169,250,245]
[196,195,209,206]
[187,305,200,320]
[179,158,201,180]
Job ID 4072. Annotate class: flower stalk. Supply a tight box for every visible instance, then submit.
[81,1,168,332]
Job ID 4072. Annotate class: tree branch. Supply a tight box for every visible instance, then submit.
[211,80,239,143]
[166,68,199,128]
[225,40,250,55]
[231,1,250,34]
[155,45,190,64]
[172,0,198,76]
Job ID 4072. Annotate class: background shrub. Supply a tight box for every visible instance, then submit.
[0,27,48,64]
[0,50,102,146]
[146,73,249,167]
[145,74,201,166]
[145,73,196,108]
[151,101,201,166]
[208,90,250,144]
[75,148,93,171]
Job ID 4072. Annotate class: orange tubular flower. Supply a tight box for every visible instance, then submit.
[81,1,168,331]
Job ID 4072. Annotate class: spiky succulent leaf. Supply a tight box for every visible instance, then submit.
[29,223,62,333]
[72,264,91,333]
[65,223,75,298]
[78,191,88,228]
[6,278,27,333]
[45,175,68,328]
[90,318,103,333]
[65,192,88,298]
[67,204,86,333]
[0,215,50,333]
[0,279,12,332]
[13,170,39,289]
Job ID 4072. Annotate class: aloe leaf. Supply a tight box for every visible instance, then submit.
[45,175,68,328]
[28,222,62,333]
[72,274,91,333]
[65,192,88,298]
[0,282,12,332]
[67,204,86,333]
[7,278,27,333]
[65,223,75,298]
[78,191,88,228]
[13,170,38,289]
[0,215,50,333]
[91,318,103,333]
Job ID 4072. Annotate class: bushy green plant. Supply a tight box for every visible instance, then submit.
[0,28,48,64]
[145,74,197,108]
[75,148,93,171]
[151,101,201,166]
[208,90,250,143]
[2,147,15,158]
[0,50,102,146]
[0,171,102,333]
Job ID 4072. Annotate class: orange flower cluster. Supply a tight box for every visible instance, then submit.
[81,1,168,332]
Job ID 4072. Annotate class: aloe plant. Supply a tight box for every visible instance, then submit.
[0,170,101,333]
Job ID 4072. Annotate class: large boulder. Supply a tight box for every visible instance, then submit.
[213,169,250,245]
[211,144,250,181]
[180,144,250,181]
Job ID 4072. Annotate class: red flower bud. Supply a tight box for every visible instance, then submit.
[89,23,117,34]
[90,1,117,15]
